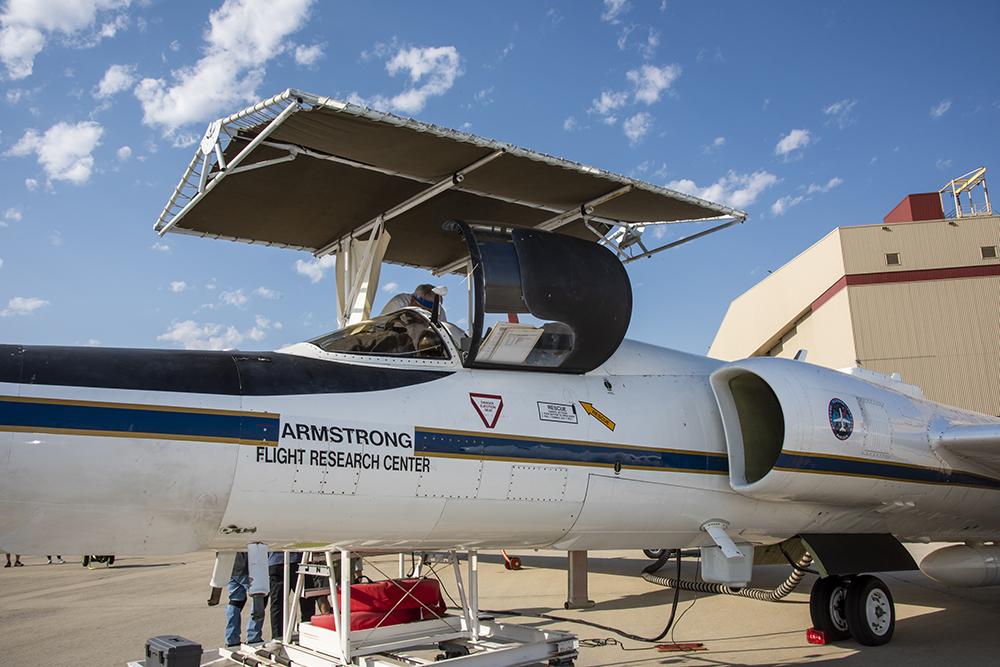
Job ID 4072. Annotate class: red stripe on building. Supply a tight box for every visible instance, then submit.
[812,264,1000,312]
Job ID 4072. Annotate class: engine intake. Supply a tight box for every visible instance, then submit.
[709,357,942,506]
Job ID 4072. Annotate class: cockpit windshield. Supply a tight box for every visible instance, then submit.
[308,310,451,360]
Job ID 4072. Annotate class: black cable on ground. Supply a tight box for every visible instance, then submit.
[483,549,685,643]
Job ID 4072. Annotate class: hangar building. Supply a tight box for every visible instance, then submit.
[710,168,999,417]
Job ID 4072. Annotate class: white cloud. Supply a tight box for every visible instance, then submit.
[158,319,258,350]
[615,24,634,51]
[774,128,812,160]
[0,258,3,268]
[93,63,134,98]
[254,286,279,299]
[807,177,843,194]
[638,27,660,59]
[823,99,857,129]
[771,195,804,216]
[151,241,170,252]
[930,99,951,119]
[600,0,631,24]
[696,47,724,64]
[703,136,725,153]
[622,111,653,145]
[589,90,628,116]
[294,42,324,66]
[134,0,315,139]
[667,170,779,209]
[474,86,494,105]
[381,281,399,293]
[220,289,248,307]
[563,116,578,131]
[253,314,281,331]
[5,120,103,184]
[116,145,131,161]
[4,207,22,223]
[385,45,463,114]
[170,281,186,292]
[627,63,681,105]
[0,0,130,80]
[1,296,50,316]
[25,178,38,190]
[294,254,337,283]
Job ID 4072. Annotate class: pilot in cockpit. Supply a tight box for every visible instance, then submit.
[380,284,465,345]
[379,284,448,322]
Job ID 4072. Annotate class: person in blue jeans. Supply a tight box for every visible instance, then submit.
[226,552,263,648]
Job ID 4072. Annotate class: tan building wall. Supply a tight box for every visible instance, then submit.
[709,215,1000,416]
[762,288,856,370]
[849,277,1000,416]
[709,229,845,361]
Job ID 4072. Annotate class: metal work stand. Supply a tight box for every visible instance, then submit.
[222,549,578,667]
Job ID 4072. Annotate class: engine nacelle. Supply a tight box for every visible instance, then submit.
[708,357,994,506]
[920,543,1000,587]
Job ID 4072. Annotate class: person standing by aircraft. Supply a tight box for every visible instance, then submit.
[268,551,305,641]
[225,552,263,648]
[5,552,23,567]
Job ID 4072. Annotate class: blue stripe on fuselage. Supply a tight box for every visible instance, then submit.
[774,450,1000,490]
[0,396,278,444]
[414,427,729,474]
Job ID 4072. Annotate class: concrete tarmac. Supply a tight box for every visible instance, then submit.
[2,548,997,666]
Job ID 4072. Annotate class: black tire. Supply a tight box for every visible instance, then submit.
[809,576,851,641]
[846,575,894,646]
[509,557,521,570]
[82,555,90,567]
[107,556,115,566]
[643,549,667,559]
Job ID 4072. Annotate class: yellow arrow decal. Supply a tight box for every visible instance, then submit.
[579,402,615,431]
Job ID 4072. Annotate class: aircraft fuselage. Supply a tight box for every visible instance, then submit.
[2,338,999,557]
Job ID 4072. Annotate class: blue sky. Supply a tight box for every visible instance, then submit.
[1,0,997,356]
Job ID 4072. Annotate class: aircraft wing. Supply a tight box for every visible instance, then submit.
[934,424,1000,477]
[154,89,746,274]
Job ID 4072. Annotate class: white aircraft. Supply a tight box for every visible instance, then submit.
[2,90,999,650]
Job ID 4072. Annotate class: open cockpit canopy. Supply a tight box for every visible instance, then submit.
[155,89,746,373]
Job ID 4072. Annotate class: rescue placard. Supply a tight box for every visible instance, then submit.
[538,402,578,424]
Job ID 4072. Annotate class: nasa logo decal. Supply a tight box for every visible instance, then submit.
[828,398,853,440]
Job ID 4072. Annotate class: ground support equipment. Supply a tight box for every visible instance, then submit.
[222,549,578,667]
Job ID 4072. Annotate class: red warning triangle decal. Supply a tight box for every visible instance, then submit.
[470,393,503,429]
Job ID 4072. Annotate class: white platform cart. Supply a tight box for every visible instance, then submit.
[223,549,579,667]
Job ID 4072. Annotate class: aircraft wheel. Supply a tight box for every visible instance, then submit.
[509,557,521,570]
[809,576,851,641]
[643,549,667,559]
[82,555,90,567]
[846,575,894,646]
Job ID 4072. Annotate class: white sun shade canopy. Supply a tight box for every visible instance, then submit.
[155,89,746,275]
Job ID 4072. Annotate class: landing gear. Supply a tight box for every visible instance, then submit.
[809,576,850,641]
[642,549,669,559]
[846,575,894,646]
[809,574,895,646]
